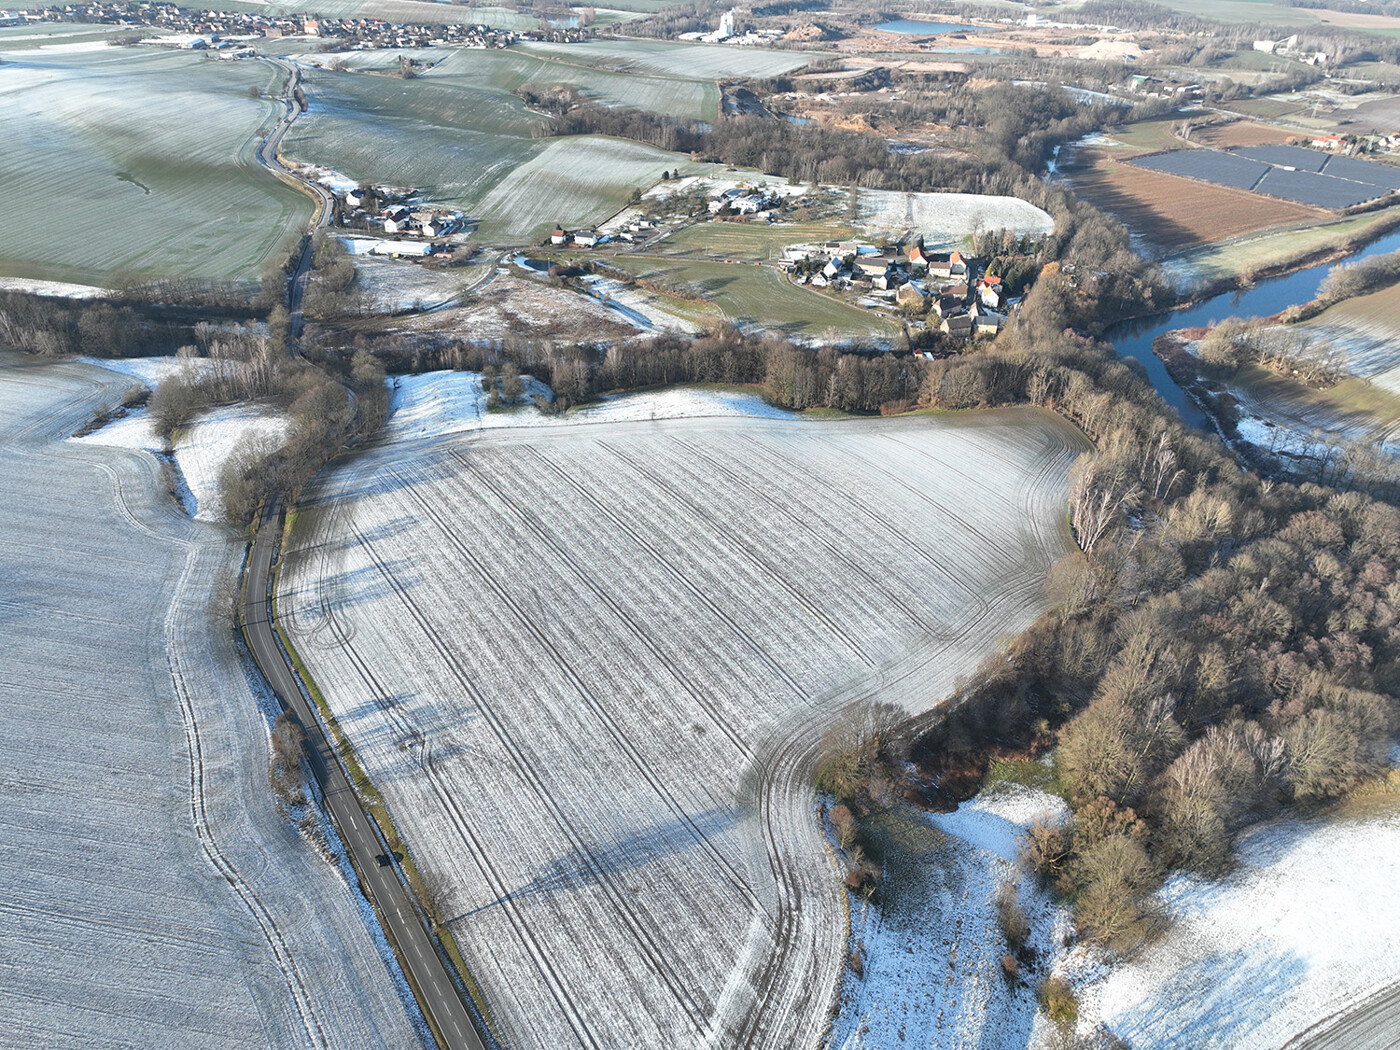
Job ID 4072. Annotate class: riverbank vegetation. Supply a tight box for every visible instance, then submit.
[908,260,1400,954]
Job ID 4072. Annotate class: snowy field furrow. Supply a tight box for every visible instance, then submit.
[278,390,1087,1050]
[0,353,424,1049]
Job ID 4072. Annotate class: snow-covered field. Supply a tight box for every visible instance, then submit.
[72,358,288,522]
[857,190,1055,246]
[385,371,799,443]
[278,395,1088,1050]
[346,253,474,312]
[0,47,309,284]
[832,785,1072,1050]
[0,352,423,1048]
[579,274,708,333]
[1073,805,1400,1049]
[1309,319,1400,397]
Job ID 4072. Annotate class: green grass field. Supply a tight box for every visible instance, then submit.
[1228,97,1305,119]
[1173,207,1400,283]
[517,38,819,79]
[1317,280,1400,331]
[285,55,718,242]
[475,137,702,241]
[1076,0,1318,24]
[612,256,899,340]
[0,23,139,47]
[427,45,719,120]
[1108,117,1193,154]
[0,46,311,286]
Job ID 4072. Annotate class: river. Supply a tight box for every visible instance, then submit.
[1107,225,1400,429]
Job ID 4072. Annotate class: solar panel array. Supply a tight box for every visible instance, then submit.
[1126,145,1400,210]
[1131,149,1268,191]
[1232,144,1330,172]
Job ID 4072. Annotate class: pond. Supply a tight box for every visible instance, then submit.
[874,18,986,34]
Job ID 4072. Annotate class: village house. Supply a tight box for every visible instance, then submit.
[572,231,599,248]
[977,274,1003,309]
[927,250,970,280]
[895,282,926,306]
[974,311,1005,337]
[550,227,569,246]
[382,205,411,233]
[854,254,896,278]
[940,313,974,340]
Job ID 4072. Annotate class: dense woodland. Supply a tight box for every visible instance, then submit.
[545,81,1143,185]
[898,266,1400,952]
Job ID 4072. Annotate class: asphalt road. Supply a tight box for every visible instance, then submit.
[256,58,335,344]
[241,502,488,1050]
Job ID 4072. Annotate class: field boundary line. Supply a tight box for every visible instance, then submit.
[243,501,503,1050]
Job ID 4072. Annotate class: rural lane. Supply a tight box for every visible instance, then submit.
[241,502,489,1050]
[256,57,335,343]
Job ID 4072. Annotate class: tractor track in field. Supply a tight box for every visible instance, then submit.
[598,440,878,669]
[356,477,714,1039]
[659,436,947,638]
[298,507,601,1050]
[449,448,757,765]
[441,448,763,905]
[276,413,1087,1050]
[81,445,331,1050]
[514,443,810,704]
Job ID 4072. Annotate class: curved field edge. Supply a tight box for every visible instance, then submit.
[0,355,422,1049]
[276,405,1089,1050]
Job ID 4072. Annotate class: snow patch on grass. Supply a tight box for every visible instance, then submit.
[177,404,289,521]
[384,370,798,442]
[72,358,287,521]
[0,276,108,297]
[1073,807,1400,1049]
[832,785,1072,1050]
[857,190,1054,246]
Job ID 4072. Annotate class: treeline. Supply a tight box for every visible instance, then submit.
[1304,246,1400,316]
[1077,0,1400,62]
[339,326,927,414]
[542,79,1121,185]
[903,267,1400,951]
[218,350,388,523]
[0,290,183,358]
[131,320,387,522]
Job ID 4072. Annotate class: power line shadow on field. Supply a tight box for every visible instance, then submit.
[319,557,421,609]
[331,693,484,779]
[446,808,740,923]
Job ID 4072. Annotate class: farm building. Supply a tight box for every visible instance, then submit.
[370,240,436,257]
[927,250,970,279]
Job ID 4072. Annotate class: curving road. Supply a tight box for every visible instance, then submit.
[241,502,489,1050]
[255,57,335,344]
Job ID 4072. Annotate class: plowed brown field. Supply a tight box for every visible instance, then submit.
[1070,150,1326,252]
